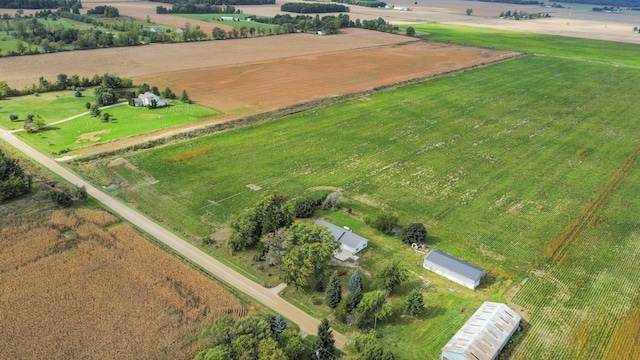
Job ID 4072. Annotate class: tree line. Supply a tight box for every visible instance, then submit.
[0,0,79,9]
[281,2,349,13]
[86,5,119,17]
[333,0,387,8]
[156,3,236,14]
[148,0,274,5]
[476,0,541,4]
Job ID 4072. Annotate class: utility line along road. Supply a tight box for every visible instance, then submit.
[0,129,348,350]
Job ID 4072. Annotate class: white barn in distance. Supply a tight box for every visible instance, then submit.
[442,302,521,360]
[423,249,486,290]
[314,220,368,261]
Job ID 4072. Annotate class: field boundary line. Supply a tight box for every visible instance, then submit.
[545,143,640,263]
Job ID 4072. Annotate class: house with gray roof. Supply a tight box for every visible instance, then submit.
[133,92,168,108]
[442,302,521,360]
[315,220,368,261]
[423,249,485,290]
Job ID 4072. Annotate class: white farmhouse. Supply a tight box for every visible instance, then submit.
[315,220,368,261]
[442,302,521,360]
[133,92,168,108]
[423,249,486,290]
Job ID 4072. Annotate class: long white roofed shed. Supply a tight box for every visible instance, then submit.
[442,302,521,360]
[315,220,368,261]
[423,249,485,290]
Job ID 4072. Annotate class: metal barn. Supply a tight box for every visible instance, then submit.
[423,249,486,290]
[441,302,521,360]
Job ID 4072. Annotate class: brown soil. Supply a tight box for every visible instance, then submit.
[0,208,245,360]
[0,29,410,91]
[145,40,517,114]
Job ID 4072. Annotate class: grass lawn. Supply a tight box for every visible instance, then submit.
[15,102,222,154]
[0,90,96,131]
[403,23,640,67]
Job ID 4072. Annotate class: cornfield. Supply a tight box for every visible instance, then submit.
[0,208,245,359]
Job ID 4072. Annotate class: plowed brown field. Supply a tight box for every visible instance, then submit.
[0,208,245,360]
[144,40,517,113]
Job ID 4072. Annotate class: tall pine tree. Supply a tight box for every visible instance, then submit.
[314,318,335,360]
[325,270,342,309]
[348,268,364,293]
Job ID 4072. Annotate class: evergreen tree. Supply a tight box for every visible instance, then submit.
[180,89,190,103]
[272,314,287,340]
[348,268,364,293]
[346,287,363,312]
[325,270,342,309]
[314,318,335,360]
[405,289,425,316]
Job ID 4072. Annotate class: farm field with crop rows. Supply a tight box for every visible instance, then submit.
[0,207,245,359]
[508,158,640,359]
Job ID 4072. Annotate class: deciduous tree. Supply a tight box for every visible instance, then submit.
[375,260,408,293]
[400,222,427,244]
[354,290,392,329]
[405,289,425,316]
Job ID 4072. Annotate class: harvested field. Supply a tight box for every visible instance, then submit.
[0,29,411,91]
[143,41,518,113]
[0,208,245,360]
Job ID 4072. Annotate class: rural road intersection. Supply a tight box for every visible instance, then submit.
[0,129,348,350]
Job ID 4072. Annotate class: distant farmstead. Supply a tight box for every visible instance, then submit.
[315,220,368,261]
[133,92,168,108]
[442,302,521,360]
[423,249,485,290]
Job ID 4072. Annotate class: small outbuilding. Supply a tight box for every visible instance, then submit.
[315,220,368,261]
[442,302,521,360]
[423,249,485,290]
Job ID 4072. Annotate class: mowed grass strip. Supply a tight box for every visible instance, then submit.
[15,102,222,153]
[173,13,274,30]
[405,23,640,67]
[0,90,96,131]
[110,55,640,280]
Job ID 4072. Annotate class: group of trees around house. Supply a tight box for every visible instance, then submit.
[86,5,119,17]
[0,150,32,202]
[196,314,337,360]
[281,3,349,13]
[156,3,236,14]
[499,10,550,19]
[0,0,79,9]
[0,10,151,56]
[251,14,397,35]
[226,192,343,290]
[333,0,387,8]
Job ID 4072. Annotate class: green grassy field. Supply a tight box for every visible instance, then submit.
[404,23,640,67]
[13,102,222,154]
[0,90,96,130]
[100,55,640,276]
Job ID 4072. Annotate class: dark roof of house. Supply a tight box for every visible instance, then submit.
[314,220,368,251]
[424,249,485,282]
